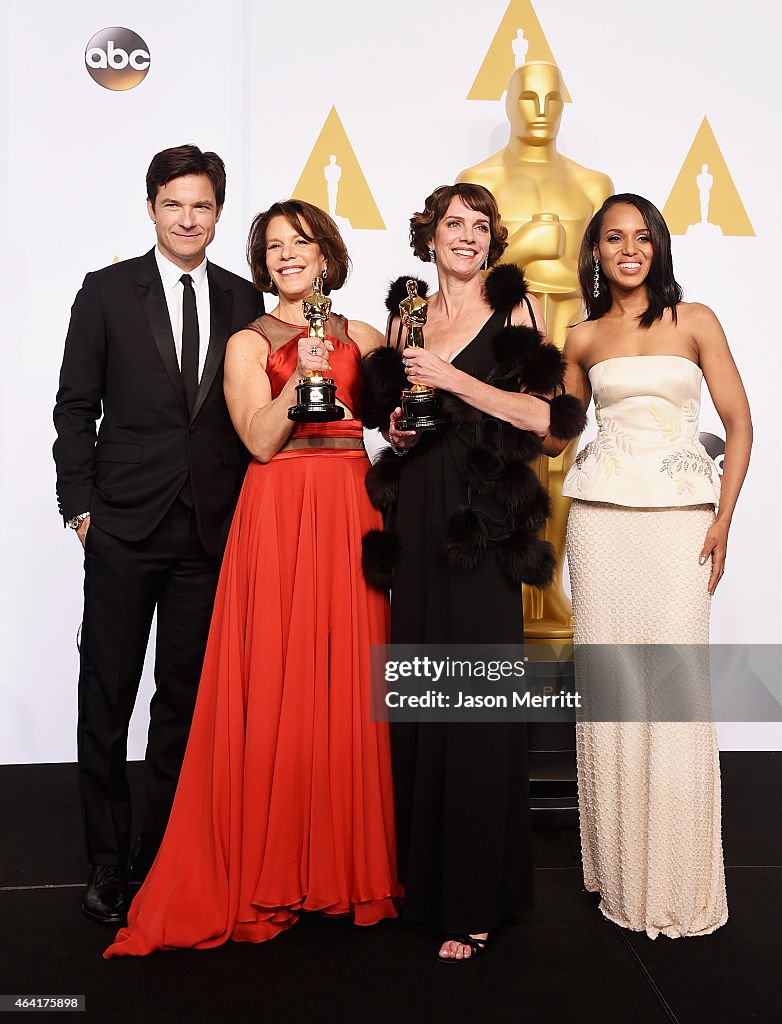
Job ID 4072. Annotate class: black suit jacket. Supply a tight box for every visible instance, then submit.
[53,249,264,555]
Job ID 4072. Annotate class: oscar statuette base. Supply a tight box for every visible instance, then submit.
[288,376,345,423]
[397,387,447,432]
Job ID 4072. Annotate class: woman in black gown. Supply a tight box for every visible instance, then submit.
[361,184,585,961]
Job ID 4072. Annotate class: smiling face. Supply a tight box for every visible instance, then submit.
[431,197,492,278]
[147,173,221,271]
[593,202,654,292]
[264,214,327,301]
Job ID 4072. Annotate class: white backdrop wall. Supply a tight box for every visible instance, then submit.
[1,0,779,763]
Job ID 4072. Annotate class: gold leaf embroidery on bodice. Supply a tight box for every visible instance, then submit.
[563,357,720,507]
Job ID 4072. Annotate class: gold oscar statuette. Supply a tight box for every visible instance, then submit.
[458,61,614,640]
[398,279,447,431]
[288,275,345,423]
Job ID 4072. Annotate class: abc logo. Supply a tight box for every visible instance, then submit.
[84,27,150,91]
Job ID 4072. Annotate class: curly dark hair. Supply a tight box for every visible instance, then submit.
[246,200,350,294]
[578,193,683,328]
[409,183,508,266]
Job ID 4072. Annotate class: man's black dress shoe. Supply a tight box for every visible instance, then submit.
[82,865,129,924]
[127,839,154,887]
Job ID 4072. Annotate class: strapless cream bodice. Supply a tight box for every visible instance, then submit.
[562,356,720,507]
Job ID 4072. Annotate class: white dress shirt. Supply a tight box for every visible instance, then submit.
[154,247,210,382]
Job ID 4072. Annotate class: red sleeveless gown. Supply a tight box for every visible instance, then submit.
[105,317,399,956]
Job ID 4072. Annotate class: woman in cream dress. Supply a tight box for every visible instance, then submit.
[557,194,752,938]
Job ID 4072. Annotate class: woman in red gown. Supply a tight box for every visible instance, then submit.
[105,201,399,956]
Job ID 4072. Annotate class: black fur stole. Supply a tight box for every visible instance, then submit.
[360,263,585,590]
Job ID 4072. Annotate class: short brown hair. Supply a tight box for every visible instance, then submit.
[246,200,350,294]
[146,145,226,208]
[409,183,508,266]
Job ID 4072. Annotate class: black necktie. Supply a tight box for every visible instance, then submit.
[180,273,199,414]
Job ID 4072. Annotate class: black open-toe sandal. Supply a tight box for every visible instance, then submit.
[437,934,489,964]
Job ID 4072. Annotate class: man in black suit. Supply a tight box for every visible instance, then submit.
[53,145,263,923]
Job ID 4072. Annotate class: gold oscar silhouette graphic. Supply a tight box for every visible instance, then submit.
[292,107,385,231]
[468,0,571,102]
[663,116,754,237]
[458,61,613,640]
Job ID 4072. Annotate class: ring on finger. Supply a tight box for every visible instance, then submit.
[310,345,319,356]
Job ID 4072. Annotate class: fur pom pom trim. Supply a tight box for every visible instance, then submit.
[495,459,540,511]
[361,347,407,430]
[484,263,528,312]
[490,324,566,395]
[445,507,488,573]
[361,529,401,590]
[519,485,552,533]
[385,275,429,315]
[491,324,542,374]
[499,533,556,588]
[548,393,587,441]
[519,342,566,394]
[366,452,403,511]
[439,392,482,427]
[463,445,504,492]
[505,428,545,462]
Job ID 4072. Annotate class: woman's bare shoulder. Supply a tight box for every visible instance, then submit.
[227,326,269,360]
[510,292,545,330]
[675,300,719,328]
[346,319,385,354]
[564,319,597,358]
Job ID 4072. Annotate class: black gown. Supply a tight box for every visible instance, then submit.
[390,309,533,934]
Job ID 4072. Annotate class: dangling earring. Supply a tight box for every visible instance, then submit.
[428,247,436,264]
[322,263,328,281]
[593,258,601,299]
[483,254,489,271]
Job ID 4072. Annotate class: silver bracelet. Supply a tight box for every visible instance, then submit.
[388,437,409,457]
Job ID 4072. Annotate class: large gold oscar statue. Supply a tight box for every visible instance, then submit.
[458,61,613,640]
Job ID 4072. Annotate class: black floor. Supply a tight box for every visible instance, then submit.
[0,754,779,1024]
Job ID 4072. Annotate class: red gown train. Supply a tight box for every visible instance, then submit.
[105,315,400,956]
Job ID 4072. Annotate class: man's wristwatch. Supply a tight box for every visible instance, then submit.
[66,512,90,530]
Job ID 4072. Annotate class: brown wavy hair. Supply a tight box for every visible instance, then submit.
[246,200,350,294]
[409,183,508,266]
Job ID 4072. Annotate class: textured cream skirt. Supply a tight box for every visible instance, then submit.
[567,500,727,939]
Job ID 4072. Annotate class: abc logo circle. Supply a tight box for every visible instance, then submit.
[84,27,150,91]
